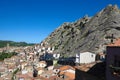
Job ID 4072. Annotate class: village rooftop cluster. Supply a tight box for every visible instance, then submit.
[0,38,120,80]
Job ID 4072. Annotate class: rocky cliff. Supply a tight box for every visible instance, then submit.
[42,5,120,56]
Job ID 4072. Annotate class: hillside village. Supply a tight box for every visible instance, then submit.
[1,38,120,80]
[0,37,116,80]
[0,40,105,80]
[0,4,120,80]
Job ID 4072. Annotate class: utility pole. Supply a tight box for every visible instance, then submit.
[110,34,115,43]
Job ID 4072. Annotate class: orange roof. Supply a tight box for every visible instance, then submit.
[0,69,5,72]
[64,72,75,80]
[36,67,44,71]
[0,77,4,80]
[20,62,28,65]
[49,75,58,80]
[59,71,64,75]
[37,76,49,80]
[59,71,75,80]
[59,65,74,71]
[59,65,75,79]
[39,61,47,64]
[108,38,120,46]
[16,72,33,79]
[98,53,105,56]
[17,74,33,79]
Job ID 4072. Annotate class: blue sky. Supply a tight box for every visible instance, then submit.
[0,0,120,43]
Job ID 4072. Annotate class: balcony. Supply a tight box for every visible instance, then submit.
[110,65,120,77]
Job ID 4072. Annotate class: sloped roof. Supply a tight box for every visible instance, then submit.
[59,65,75,71]
[39,61,47,64]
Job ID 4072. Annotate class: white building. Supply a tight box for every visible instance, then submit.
[47,46,55,53]
[53,53,60,59]
[36,61,47,68]
[76,52,96,64]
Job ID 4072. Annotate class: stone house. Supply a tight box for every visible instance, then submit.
[0,68,8,77]
[20,62,28,70]
[4,58,16,65]
[36,67,44,76]
[3,73,13,80]
[36,61,47,68]
[24,66,33,73]
[7,64,17,73]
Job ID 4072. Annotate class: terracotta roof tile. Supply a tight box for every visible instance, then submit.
[0,77,4,80]
[36,67,44,71]
[16,73,33,80]
[59,65,74,71]
[64,72,75,80]
[49,75,58,80]
[21,62,27,64]
[39,61,47,64]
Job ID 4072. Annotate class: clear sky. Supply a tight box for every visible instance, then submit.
[0,0,120,43]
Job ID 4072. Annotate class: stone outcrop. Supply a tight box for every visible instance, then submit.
[42,5,120,56]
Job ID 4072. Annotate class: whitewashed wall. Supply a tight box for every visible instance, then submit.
[76,53,80,63]
[76,52,96,64]
[53,54,60,59]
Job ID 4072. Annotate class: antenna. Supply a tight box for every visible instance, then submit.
[105,34,115,43]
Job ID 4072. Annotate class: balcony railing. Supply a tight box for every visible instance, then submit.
[109,65,120,77]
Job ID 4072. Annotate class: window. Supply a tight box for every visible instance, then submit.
[91,54,93,57]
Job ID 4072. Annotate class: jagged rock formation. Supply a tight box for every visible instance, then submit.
[42,5,120,56]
